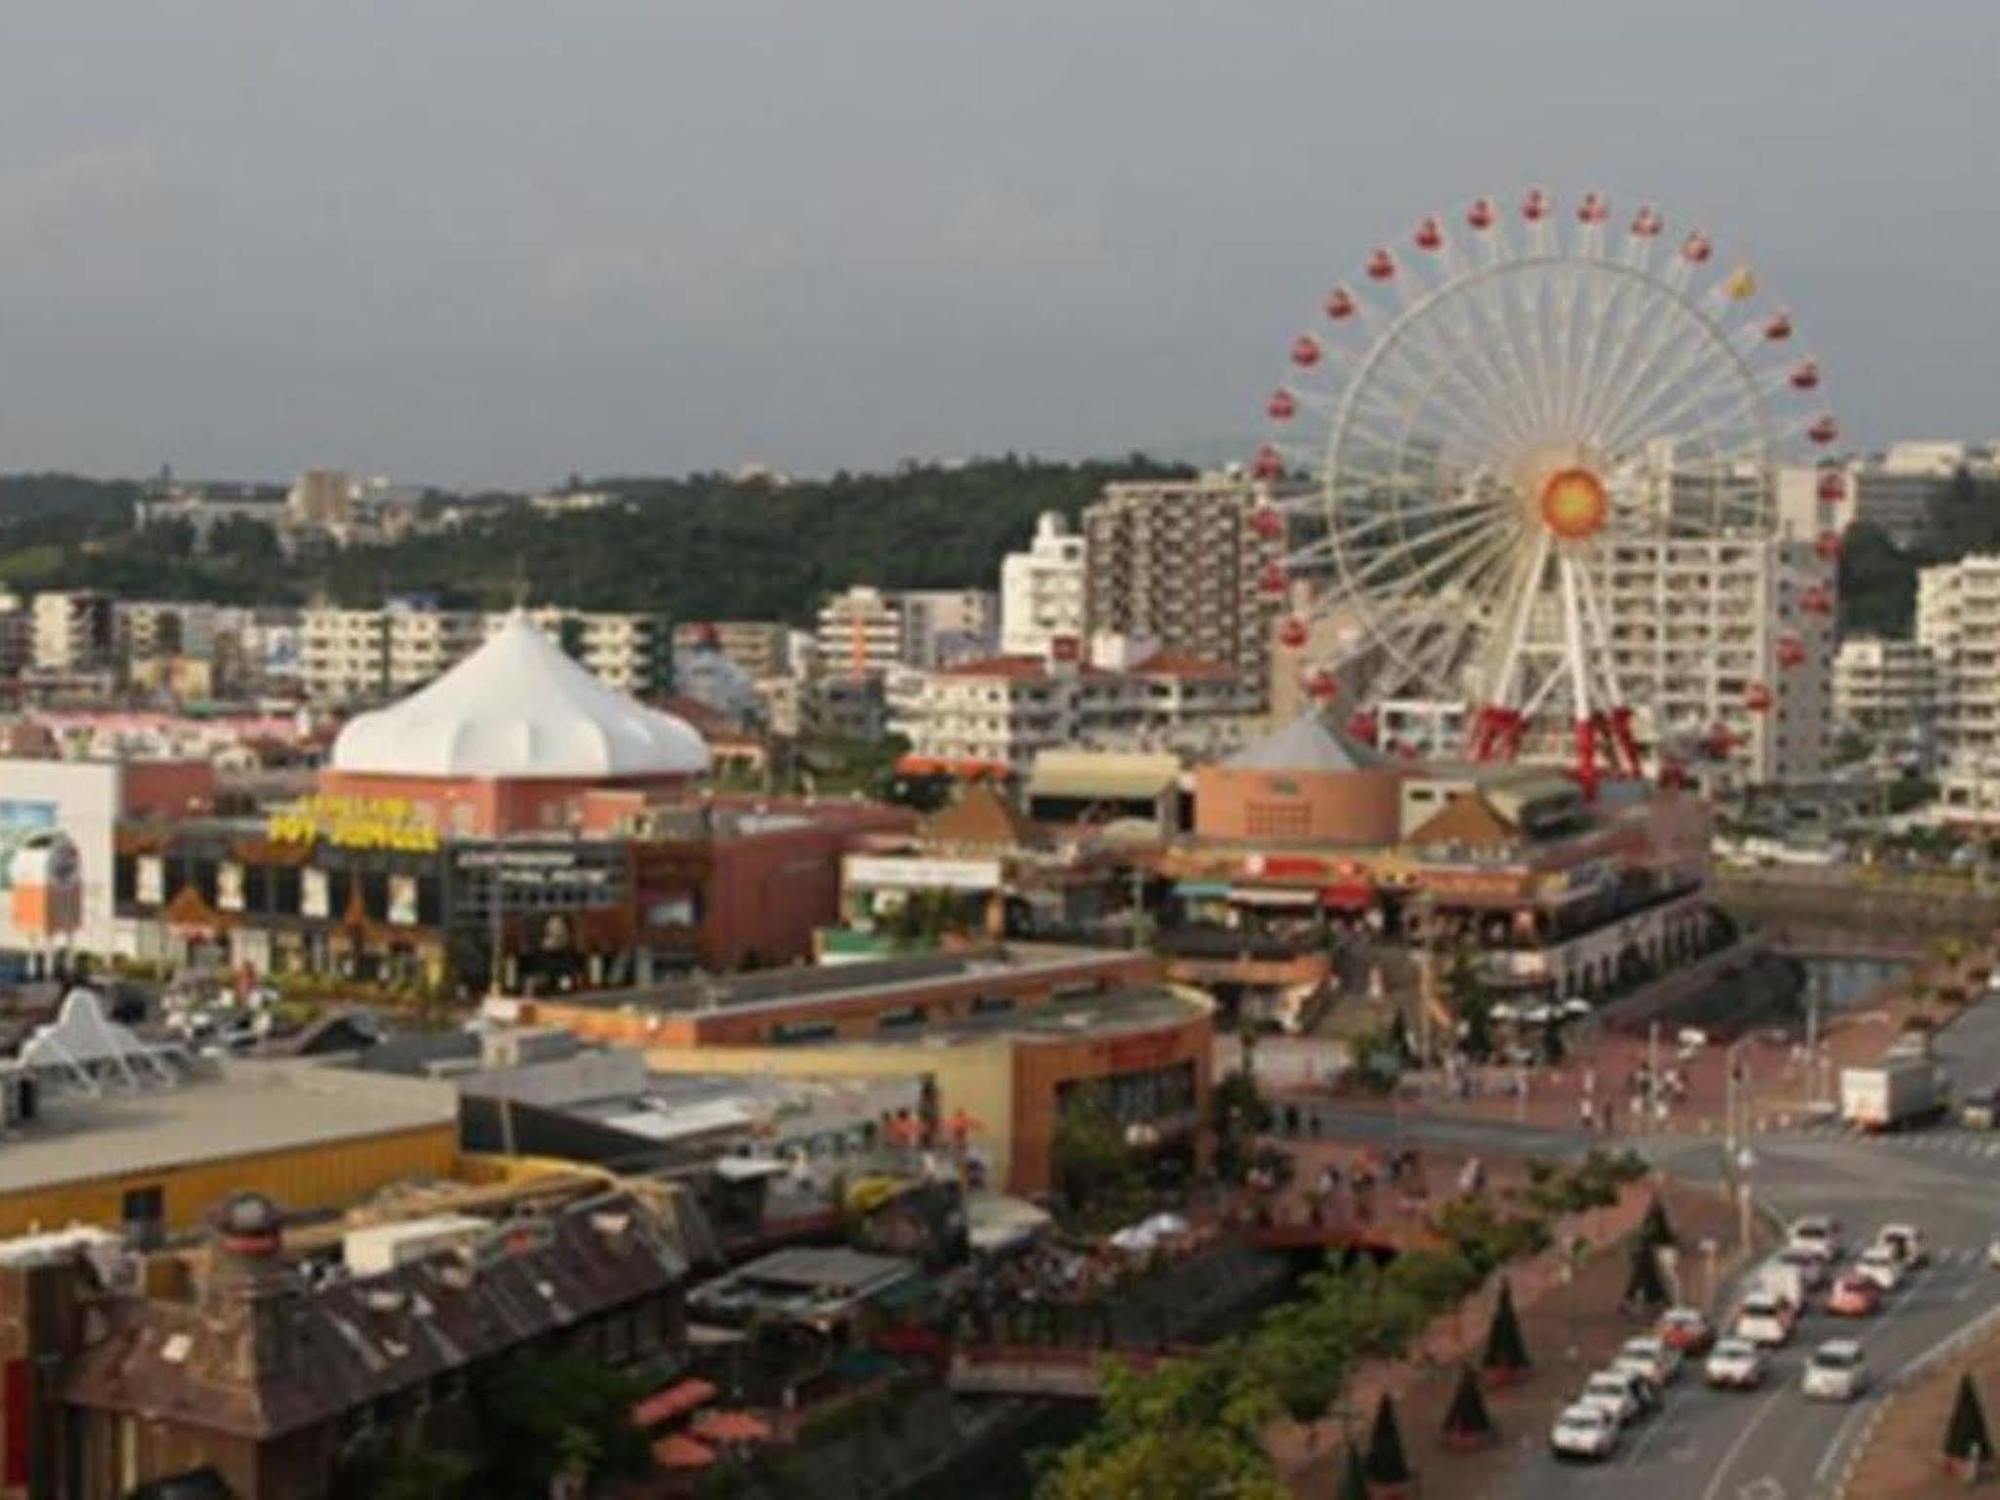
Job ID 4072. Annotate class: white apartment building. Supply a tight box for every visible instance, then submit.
[670,620,791,682]
[300,602,668,704]
[31,591,115,673]
[1833,637,1936,735]
[1593,536,1833,785]
[815,586,903,682]
[1918,555,2000,768]
[1000,511,1086,657]
[897,589,997,669]
[893,639,1257,776]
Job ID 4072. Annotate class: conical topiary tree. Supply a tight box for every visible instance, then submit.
[1364,1391,1414,1492]
[1622,1242,1671,1316]
[1637,1193,1679,1251]
[1337,1444,1369,1500]
[1442,1362,1499,1450]
[1945,1373,1993,1478]
[1480,1278,1531,1385]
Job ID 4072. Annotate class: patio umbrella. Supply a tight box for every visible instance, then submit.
[652,1434,716,1470]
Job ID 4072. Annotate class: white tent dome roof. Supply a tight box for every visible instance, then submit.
[329,613,710,780]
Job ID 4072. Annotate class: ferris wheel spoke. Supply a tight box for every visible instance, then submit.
[1597,315,1764,454]
[1339,508,1517,603]
[1368,313,1536,459]
[1434,242,1549,447]
[1613,390,1766,479]
[1580,306,1705,449]
[1569,262,1655,442]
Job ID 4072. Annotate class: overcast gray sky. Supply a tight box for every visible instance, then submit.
[0,0,1994,488]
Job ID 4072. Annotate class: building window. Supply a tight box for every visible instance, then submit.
[121,1184,164,1230]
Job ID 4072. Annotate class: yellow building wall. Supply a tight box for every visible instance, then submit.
[646,1043,1020,1188]
[0,1124,458,1238]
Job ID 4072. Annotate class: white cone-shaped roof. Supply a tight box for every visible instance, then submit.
[330,613,710,780]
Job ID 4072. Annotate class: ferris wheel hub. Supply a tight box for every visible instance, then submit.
[1537,467,1610,542]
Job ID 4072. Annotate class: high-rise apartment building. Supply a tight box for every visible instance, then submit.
[1833,637,1936,737]
[1000,512,1086,657]
[31,592,115,673]
[814,586,904,682]
[300,602,667,705]
[1082,476,1282,708]
[896,589,996,668]
[1918,555,2000,767]
[670,620,791,682]
[1594,537,1832,785]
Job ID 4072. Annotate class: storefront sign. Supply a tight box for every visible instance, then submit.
[301,867,330,919]
[267,795,439,853]
[217,862,245,912]
[843,856,1002,892]
[455,848,612,889]
[136,855,164,906]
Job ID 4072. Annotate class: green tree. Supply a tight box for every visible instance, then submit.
[1442,1362,1498,1446]
[1621,1243,1672,1316]
[1050,1098,1142,1223]
[371,1442,474,1500]
[1037,1355,1286,1500]
[1945,1372,1993,1470]
[1637,1194,1679,1252]
[1336,1445,1369,1500]
[472,1352,649,1500]
[1480,1279,1531,1381]
[1363,1392,1412,1486]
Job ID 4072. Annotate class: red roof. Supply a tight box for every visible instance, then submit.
[939,655,1053,680]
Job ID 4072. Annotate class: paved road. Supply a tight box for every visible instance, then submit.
[1495,997,2000,1500]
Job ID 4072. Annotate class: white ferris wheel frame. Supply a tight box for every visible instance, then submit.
[1257,191,1840,792]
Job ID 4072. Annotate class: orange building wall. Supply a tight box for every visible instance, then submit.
[524,949,1160,1049]
[1007,1013,1215,1195]
[1193,766,1406,846]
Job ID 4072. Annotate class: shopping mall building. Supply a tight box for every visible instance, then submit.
[100,615,908,990]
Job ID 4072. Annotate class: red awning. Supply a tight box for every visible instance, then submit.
[1320,882,1377,911]
[691,1410,773,1445]
[630,1377,717,1429]
[653,1434,717,1470]
[895,755,1011,779]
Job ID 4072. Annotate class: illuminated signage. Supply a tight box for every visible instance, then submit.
[843,856,1002,892]
[267,795,440,853]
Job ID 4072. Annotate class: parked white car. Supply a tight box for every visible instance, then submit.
[1549,1403,1620,1462]
[1777,1245,1832,1291]
[1733,1295,1793,1348]
[1855,1246,1904,1292]
[1802,1339,1868,1401]
[1614,1336,1682,1388]
[1788,1215,1843,1258]
[1703,1337,1768,1390]
[1875,1223,1927,1268]
[1579,1369,1649,1426]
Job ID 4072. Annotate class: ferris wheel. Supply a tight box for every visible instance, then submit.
[1252,188,1841,792]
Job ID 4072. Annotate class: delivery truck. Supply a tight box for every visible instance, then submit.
[1840,1054,1949,1132]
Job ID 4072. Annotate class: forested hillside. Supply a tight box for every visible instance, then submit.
[0,455,1192,620]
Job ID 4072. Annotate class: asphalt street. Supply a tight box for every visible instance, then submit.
[1492,996,2000,1500]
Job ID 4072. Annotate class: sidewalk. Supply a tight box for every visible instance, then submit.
[1288,958,1967,1142]
[1839,1300,2000,1497]
[1270,1179,1760,1495]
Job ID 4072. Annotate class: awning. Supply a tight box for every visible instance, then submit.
[653,1434,717,1470]
[1228,886,1320,909]
[691,1410,773,1445]
[1027,750,1181,803]
[895,756,1010,779]
[1320,882,1377,911]
[631,1377,718,1429]
[1174,880,1233,899]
